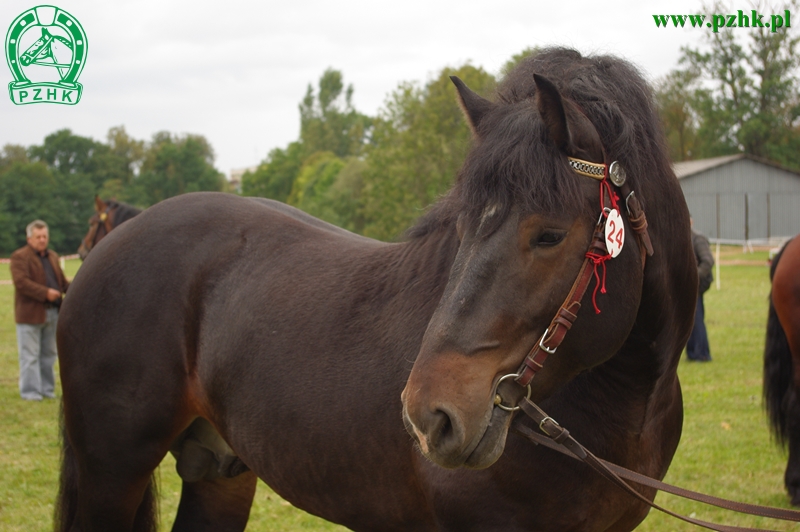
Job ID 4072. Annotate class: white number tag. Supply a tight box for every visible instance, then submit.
[604,209,624,258]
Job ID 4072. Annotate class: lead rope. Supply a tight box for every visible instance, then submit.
[513,398,800,531]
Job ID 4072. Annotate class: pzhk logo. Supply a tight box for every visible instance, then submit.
[5,5,87,105]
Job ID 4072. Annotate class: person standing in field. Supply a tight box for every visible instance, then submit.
[687,219,714,362]
[10,220,69,400]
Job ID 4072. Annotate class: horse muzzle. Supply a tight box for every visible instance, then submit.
[401,384,514,469]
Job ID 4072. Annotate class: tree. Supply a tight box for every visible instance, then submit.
[287,151,346,219]
[28,129,109,189]
[241,141,305,202]
[21,132,99,251]
[131,132,225,206]
[359,64,497,240]
[0,146,93,254]
[242,68,372,230]
[659,1,800,166]
[322,158,368,233]
[0,128,227,255]
[93,126,146,200]
[655,69,701,161]
[299,69,372,158]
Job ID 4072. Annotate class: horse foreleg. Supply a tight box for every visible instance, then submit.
[64,454,161,532]
[172,471,258,532]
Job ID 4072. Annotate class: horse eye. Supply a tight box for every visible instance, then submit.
[533,231,565,247]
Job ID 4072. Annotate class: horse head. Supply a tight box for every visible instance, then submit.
[78,196,114,260]
[78,197,142,259]
[402,69,647,469]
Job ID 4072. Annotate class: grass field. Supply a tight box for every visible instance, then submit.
[0,248,795,531]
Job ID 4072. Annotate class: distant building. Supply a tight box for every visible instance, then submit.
[228,166,258,194]
[674,154,800,243]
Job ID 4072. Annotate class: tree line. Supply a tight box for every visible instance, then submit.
[655,0,799,167]
[240,64,497,240]
[0,128,227,254]
[2,2,797,255]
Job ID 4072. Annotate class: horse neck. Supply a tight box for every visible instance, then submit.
[361,226,461,321]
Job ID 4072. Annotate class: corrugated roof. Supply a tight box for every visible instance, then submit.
[672,154,743,179]
[673,153,800,179]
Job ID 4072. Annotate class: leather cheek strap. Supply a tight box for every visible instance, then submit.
[515,221,607,387]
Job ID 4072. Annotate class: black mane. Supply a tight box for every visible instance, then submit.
[107,200,142,225]
[409,47,672,239]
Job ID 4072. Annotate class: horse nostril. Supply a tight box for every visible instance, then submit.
[427,406,464,455]
[429,409,451,446]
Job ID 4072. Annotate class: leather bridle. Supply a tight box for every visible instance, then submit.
[489,157,800,530]
[493,155,654,408]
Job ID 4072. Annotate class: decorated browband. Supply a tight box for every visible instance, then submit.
[567,157,626,187]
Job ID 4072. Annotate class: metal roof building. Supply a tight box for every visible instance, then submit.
[674,154,800,243]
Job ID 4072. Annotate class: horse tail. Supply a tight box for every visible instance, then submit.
[54,403,160,532]
[764,240,793,445]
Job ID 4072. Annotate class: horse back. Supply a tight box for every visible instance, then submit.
[59,191,381,383]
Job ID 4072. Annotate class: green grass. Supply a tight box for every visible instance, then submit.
[0,257,794,530]
[638,265,792,531]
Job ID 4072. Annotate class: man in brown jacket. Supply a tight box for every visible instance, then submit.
[10,220,69,400]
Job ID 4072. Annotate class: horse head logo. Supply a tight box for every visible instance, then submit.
[5,5,87,105]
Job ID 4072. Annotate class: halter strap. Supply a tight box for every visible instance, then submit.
[514,157,653,387]
[515,221,606,386]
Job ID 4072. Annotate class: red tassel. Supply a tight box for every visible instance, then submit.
[586,251,611,313]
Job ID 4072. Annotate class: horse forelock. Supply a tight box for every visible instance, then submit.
[455,106,589,233]
[493,49,669,219]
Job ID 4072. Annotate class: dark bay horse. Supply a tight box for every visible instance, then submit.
[77,196,142,259]
[764,235,800,505]
[56,48,696,531]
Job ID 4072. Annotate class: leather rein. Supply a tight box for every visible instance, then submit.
[492,157,800,531]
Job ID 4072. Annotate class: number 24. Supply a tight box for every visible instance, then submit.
[607,220,623,247]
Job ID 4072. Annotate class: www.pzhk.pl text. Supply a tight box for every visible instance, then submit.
[653,10,791,33]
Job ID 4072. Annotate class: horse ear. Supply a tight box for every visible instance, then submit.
[451,76,494,135]
[533,73,571,152]
[95,196,107,213]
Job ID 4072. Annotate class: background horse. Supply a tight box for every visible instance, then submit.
[764,235,800,505]
[56,48,696,532]
[77,196,142,259]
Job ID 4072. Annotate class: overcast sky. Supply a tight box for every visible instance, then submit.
[1,0,711,177]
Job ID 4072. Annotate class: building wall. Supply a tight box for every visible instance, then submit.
[679,159,800,240]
